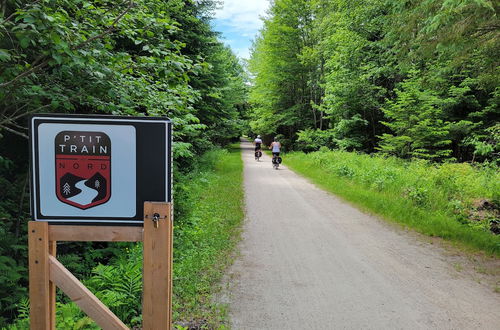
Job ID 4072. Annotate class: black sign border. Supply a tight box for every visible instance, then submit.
[29,114,172,226]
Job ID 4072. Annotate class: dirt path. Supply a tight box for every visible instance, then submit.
[225,141,500,329]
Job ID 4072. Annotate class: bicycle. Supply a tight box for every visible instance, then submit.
[272,154,282,170]
[255,150,262,161]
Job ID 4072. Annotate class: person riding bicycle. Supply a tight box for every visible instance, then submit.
[254,135,263,160]
[254,135,263,151]
[270,137,281,164]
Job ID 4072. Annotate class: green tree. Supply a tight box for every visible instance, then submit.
[386,0,500,160]
[248,0,315,143]
[378,73,452,160]
[315,0,394,151]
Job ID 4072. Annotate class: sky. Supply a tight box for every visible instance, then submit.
[212,0,270,60]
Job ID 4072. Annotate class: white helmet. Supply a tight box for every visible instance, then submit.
[257,135,261,138]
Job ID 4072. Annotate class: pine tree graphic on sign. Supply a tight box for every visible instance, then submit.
[63,182,71,195]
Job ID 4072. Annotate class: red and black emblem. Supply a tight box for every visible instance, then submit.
[55,131,111,209]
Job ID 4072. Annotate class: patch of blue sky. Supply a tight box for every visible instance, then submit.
[212,20,254,59]
[213,0,270,60]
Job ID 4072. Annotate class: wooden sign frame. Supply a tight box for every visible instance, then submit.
[28,202,173,330]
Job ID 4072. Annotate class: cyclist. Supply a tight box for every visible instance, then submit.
[254,135,263,160]
[269,137,281,167]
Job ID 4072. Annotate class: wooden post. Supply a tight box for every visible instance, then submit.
[168,203,173,321]
[49,241,57,330]
[29,221,50,330]
[143,202,172,330]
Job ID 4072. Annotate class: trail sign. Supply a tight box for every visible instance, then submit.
[30,114,172,225]
[55,130,112,209]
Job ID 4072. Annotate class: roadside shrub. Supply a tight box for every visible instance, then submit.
[335,164,355,178]
[296,129,337,152]
[371,177,387,191]
[404,186,429,207]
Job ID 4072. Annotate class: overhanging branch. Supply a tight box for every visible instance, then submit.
[0,1,134,89]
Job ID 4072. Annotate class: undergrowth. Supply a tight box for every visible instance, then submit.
[284,150,500,256]
[172,146,243,328]
[5,146,243,329]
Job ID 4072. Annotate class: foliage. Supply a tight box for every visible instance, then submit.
[248,0,499,161]
[378,72,452,160]
[0,0,246,326]
[86,245,143,326]
[172,147,243,328]
[285,150,500,255]
[6,299,98,330]
[296,128,337,152]
[248,0,316,142]
[316,0,391,152]
[0,152,29,325]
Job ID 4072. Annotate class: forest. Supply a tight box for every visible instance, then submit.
[249,0,499,162]
[0,0,499,327]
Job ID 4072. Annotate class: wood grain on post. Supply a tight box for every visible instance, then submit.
[29,221,51,330]
[49,241,57,330]
[49,255,128,330]
[143,202,172,330]
[49,225,143,242]
[168,204,173,321]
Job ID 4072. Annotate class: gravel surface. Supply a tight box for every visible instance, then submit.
[225,141,500,330]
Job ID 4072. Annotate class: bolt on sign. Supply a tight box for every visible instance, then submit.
[29,114,172,225]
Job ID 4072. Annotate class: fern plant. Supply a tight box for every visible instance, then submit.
[85,244,143,327]
[56,302,98,330]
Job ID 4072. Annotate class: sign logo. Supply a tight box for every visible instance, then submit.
[55,131,111,209]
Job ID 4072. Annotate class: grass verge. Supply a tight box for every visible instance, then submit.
[284,150,500,257]
[172,145,244,329]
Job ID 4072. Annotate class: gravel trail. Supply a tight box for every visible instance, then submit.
[226,141,500,329]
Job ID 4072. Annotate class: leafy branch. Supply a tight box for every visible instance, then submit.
[73,0,134,50]
[0,0,41,25]
[0,0,134,89]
